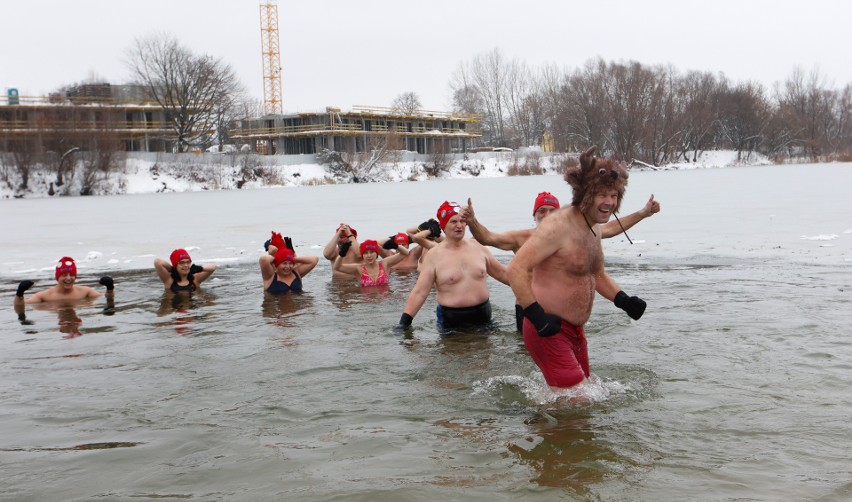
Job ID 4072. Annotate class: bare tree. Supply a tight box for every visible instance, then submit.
[391,92,422,115]
[126,33,244,152]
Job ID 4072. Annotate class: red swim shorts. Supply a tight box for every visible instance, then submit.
[522,318,589,388]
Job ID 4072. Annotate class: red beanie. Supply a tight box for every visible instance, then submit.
[359,239,380,255]
[170,249,192,267]
[533,192,560,215]
[393,232,411,245]
[55,256,77,280]
[436,201,461,230]
[336,226,358,238]
[273,248,296,266]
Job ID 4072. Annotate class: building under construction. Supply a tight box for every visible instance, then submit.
[1,85,482,156]
[231,106,481,155]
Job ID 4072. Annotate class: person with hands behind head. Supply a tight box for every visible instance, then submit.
[154,249,216,293]
[14,256,114,320]
[335,238,409,287]
[507,146,647,391]
[260,246,318,294]
[323,224,361,278]
[385,219,444,272]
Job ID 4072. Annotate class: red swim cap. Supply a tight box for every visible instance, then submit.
[55,256,77,280]
[436,201,461,229]
[273,248,296,266]
[336,226,358,238]
[393,232,411,245]
[533,191,560,215]
[359,239,380,255]
[170,249,192,267]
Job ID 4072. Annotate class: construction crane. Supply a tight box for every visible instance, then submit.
[259,1,283,115]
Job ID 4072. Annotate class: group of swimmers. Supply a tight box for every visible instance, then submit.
[13,146,660,391]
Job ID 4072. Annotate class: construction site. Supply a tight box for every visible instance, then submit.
[0,1,482,157]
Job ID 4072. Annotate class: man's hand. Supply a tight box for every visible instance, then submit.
[98,276,115,291]
[16,280,34,297]
[460,197,475,223]
[642,194,660,217]
[523,302,562,337]
[396,313,413,330]
[614,291,646,320]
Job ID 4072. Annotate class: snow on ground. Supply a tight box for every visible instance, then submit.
[0,149,771,200]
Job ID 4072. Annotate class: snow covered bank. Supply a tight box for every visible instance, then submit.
[0,149,772,200]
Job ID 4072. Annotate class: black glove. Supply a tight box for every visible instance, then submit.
[284,237,294,251]
[523,302,562,337]
[614,290,646,320]
[98,276,114,291]
[382,236,399,250]
[428,219,442,238]
[16,280,34,297]
[339,241,352,257]
[189,264,204,275]
[397,313,413,330]
[418,220,431,231]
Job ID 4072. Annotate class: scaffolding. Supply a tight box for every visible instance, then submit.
[259,1,283,115]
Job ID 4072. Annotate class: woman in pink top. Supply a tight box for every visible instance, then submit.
[333,238,409,287]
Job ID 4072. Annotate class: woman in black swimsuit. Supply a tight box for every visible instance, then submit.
[154,248,217,292]
[260,248,318,295]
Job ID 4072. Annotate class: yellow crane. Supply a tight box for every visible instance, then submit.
[259,1,283,114]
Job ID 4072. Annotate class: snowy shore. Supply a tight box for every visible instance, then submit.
[0,149,772,200]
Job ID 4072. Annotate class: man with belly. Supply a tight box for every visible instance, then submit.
[507,147,647,389]
[398,201,508,332]
[462,190,659,331]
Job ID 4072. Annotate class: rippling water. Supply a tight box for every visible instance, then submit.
[2,164,851,500]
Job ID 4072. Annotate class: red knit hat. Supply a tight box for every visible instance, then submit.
[359,239,380,255]
[393,232,411,246]
[55,256,77,280]
[273,248,296,266]
[336,226,358,238]
[533,192,560,215]
[170,249,192,267]
[436,201,461,230]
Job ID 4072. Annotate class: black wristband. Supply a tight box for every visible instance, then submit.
[614,291,629,309]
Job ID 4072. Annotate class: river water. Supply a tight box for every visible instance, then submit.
[1,164,851,500]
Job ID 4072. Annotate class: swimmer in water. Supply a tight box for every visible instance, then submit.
[333,237,409,287]
[260,247,319,295]
[154,249,216,293]
[13,256,114,320]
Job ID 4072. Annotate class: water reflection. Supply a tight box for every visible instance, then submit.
[17,297,115,338]
[261,292,315,329]
[155,291,217,335]
[509,408,629,492]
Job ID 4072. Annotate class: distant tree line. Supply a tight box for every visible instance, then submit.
[450,49,852,163]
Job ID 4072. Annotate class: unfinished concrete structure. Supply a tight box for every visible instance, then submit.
[230,106,482,155]
[0,84,174,153]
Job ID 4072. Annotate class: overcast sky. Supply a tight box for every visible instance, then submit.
[3,0,850,112]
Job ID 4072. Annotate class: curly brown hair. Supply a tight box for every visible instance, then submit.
[563,146,629,213]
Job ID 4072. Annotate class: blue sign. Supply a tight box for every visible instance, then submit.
[7,88,19,105]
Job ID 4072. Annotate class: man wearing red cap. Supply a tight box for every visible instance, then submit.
[323,223,362,279]
[463,190,659,330]
[507,147,648,390]
[398,201,509,332]
[13,256,115,307]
